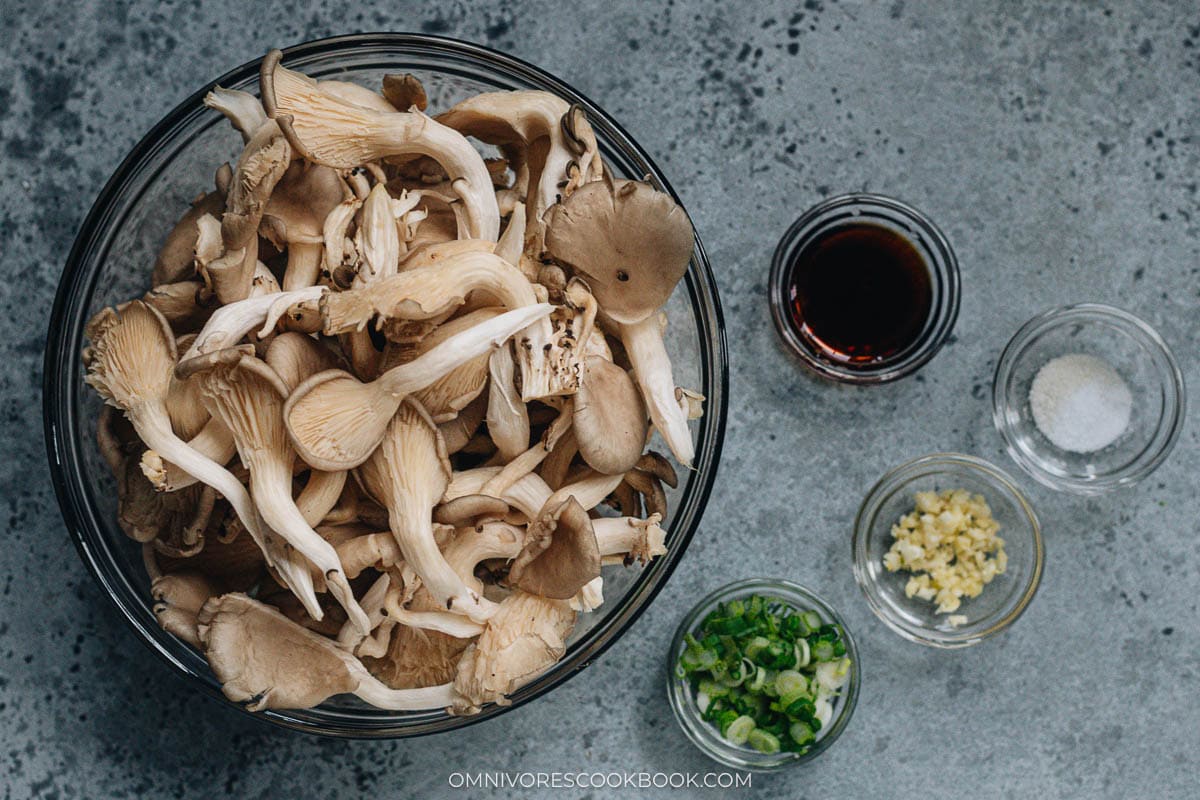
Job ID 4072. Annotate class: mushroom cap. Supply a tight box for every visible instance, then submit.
[222,120,292,250]
[265,332,344,393]
[543,179,694,325]
[436,90,568,145]
[262,162,344,245]
[84,300,177,410]
[573,355,648,475]
[284,369,396,471]
[452,590,576,711]
[507,496,601,600]
[198,593,357,710]
[381,73,428,112]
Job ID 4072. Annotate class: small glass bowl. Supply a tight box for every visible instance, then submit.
[666,579,860,771]
[992,304,1186,495]
[768,193,960,384]
[852,454,1043,648]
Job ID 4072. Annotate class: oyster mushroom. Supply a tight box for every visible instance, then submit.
[142,281,215,333]
[356,397,496,623]
[439,392,488,455]
[152,175,229,286]
[437,91,602,231]
[151,571,216,647]
[382,307,504,423]
[543,178,694,325]
[506,496,601,599]
[262,161,344,290]
[452,590,576,713]
[618,313,695,468]
[177,286,327,370]
[198,593,455,711]
[193,351,369,633]
[264,331,343,392]
[205,120,292,304]
[381,73,428,112]
[572,355,647,475]
[284,303,552,470]
[486,342,530,461]
[204,86,268,142]
[83,301,272,557]
[262,52,499,241]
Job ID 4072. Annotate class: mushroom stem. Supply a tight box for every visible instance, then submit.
[347,670,457,711]
[129,403,273,563]
[281,241,324,291]
[295,469,347,528]
[253,473,371,634]
[142,415,237,491]
[617,314,694,467]
[336,572,392,651]
[486,343,530,462]
[382,592,486,639]
[358,399,498,624]
[178,286,327,370]
[481,401,573,497]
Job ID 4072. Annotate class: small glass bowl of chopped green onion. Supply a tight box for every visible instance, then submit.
[666,579,860,771]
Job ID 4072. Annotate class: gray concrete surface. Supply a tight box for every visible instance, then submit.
[3,0,1199,798]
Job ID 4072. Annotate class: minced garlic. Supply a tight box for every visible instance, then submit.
[882,489,1007,616]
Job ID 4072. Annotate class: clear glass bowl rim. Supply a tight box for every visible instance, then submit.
[851,453,1044,648]
[991,302,1187,494]
[42,33,729,738]
[767,192,961,384]
[665,578,861,771]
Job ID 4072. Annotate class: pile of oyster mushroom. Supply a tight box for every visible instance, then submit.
[83,50,702,714]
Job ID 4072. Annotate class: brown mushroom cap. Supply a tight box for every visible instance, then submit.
[198,593,358,710]
[507,496,601,599]
[573,355,648,475]
[381,73,428,112]
[543,179,694,325]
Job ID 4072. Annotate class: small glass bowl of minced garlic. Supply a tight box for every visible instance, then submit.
[853,454,1043,648]
[992,303,1186,494]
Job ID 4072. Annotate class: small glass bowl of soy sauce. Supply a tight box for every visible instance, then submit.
[769,194,961,384]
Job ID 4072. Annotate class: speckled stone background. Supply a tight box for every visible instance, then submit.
[3,0,1199,798]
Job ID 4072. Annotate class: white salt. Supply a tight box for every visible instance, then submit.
[1028,353,1132,453]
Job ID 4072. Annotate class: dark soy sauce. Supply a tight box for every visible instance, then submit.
[784,222,933,366]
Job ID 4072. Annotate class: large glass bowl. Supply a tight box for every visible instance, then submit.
[42,34,727,738]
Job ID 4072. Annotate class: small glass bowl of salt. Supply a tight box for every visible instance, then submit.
[992,303,1186,494]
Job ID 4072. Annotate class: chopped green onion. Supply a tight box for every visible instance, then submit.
[774,670,807,698]
[794,638,811,668]
[724,715,756,745]
[677,593,851,754]
[747,729,781,754]
[743,635,770,660]
[789,720,815,746]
